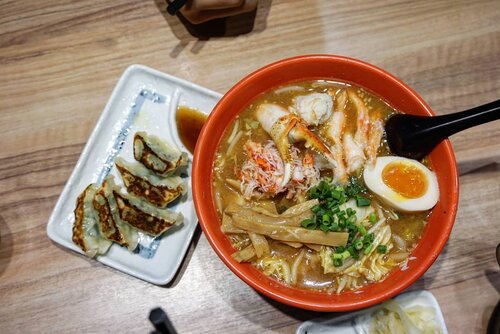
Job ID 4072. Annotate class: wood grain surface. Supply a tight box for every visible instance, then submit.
[1,0,499,333]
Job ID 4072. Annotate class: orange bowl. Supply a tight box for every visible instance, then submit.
[192,55,459,311]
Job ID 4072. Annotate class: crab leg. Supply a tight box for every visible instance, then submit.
[366,115,384,169]
[341,90,370,175]
[348,90,370,151]
[324,90,348,184]
[256,103,336,187]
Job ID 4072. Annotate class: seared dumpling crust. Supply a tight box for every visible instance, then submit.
[115,157,186,207]
[72,184,112,257]
[93,176,139,251]
[114,190,183,236]
[134,132,188,176]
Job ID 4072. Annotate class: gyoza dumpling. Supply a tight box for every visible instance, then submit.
[93,176,139,251]
[113,189,183,236]
[72,184,112,257]
[134,132,188,176]
[115,157,187,207]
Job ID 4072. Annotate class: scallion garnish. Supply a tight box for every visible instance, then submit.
[377,245,387,254]
[356,195,371,207]
[301,219,316,229]
[301,177,377,267]
[364,244,374,254]
[358,225,367,236]
[364,233,375,243]
[353,239,363,250]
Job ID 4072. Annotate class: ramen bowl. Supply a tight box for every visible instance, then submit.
[192,55,458,311]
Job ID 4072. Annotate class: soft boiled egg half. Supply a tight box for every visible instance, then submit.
[363,156,439,212]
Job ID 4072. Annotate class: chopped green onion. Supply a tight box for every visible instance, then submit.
[354,239,363,250]
[377,245,387,254]
[331,189,342,200]
[311,205,321,213]
[320,224,330,233]
[356,196,371,207]
[333,258,343,267]
[347,224,357,234]
[364,244,373,254]
[305,178,379,257]
[369,213,377,223]
[338,221,346,229]
[348,246,360,259]
[333,253,343,260]
[340,250,351,260]
[336,246,345,253]
[345,176,368,197]
[358,225,367,236]
[364,233,375,243]
[333,250,351,262]
[301,219,316,229]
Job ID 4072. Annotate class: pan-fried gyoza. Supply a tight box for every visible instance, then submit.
[113,188,183,236]
[72,133,187,258]
[213,80,439,293]
[115,157,186,208]
[93,176,139,251]
[133,132,188,176]
[72,184,112,257]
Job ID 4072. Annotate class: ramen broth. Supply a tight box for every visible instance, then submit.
[212,80,431,292]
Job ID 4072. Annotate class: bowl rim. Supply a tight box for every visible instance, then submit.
[192,54,459,311]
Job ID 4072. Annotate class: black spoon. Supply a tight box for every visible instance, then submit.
[385,99,500,160]
[166,0,188,15]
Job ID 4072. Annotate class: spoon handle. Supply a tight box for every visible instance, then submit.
[385,99,500,160]
[418,99,500,139]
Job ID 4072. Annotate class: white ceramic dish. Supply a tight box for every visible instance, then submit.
[296,290,448,334]
[46,65,222,285]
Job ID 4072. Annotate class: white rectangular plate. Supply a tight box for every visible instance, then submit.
[296,290,448,334]
[47,65,222,285]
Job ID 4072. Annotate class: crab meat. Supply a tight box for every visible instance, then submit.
[292,93,333,126]
[240,141,284,198]
[340,90,370,175]
[348,90,370,152]
[365,117,384,169]
[324,90,348,184]
[239,141,319,200]
[256,103,337,187]
[343,133,365,174]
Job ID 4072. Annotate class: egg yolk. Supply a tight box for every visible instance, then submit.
[382,161,428,198]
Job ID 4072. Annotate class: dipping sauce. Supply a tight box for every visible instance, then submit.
[175,106,207,154]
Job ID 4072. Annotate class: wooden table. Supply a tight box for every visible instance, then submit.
[1,0,499,332]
